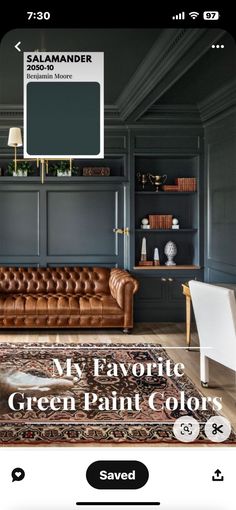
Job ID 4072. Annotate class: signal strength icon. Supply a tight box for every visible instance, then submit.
[172,12,185,20]
[189,11,199,19]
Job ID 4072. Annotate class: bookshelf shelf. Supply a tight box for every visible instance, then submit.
[133,265,201,271]
[135,228,197,233]
[134,154,200,267]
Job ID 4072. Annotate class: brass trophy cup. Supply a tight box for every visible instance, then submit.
[148,173,167,192]
[137,172,148,190]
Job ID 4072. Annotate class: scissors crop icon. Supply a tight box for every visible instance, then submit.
[212,423,224,435]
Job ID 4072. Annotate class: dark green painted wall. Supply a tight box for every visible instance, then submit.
[1,106,236,321]
[204,111,236,283]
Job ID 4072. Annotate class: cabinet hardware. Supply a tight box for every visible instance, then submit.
[113,227,129,236]
[161,277,167,282]
[168,277,174,282]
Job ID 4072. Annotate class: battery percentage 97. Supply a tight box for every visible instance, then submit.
[203,11,220,20]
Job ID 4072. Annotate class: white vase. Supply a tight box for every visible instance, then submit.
[13,170,27,177]
[164,241,177,266]
[57,169,72,177]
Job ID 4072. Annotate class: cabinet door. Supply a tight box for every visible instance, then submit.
[134,275,168,321]
[0,183,128,269]
[164,276,186,321]
[133,272,203,322]
[136,276,167,303]
[166,276,186,305]
[47,183,127,268]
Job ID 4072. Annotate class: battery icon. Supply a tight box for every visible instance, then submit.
[203,11,220,20]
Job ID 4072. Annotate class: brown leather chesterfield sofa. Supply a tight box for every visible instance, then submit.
[0,267,138,332]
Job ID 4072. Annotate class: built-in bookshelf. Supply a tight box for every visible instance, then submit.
[134,155,200,270]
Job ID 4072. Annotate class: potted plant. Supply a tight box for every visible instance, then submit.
[7,161,34,177]
[50,161,72,177]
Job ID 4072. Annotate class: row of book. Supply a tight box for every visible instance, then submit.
[162,178,197,192]
[82,167,110,176]
[149,214,173,229]
[175,177,197,191]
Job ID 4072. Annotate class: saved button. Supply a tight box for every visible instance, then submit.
[86,461,149,489]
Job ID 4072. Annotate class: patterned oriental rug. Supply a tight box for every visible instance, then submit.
[0,343,235,444]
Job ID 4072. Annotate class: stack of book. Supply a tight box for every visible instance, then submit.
[138,260,153,266]
[149,214,173,229]
[162,185,179,191]
[83,167,110,176]
[175,178,197,191]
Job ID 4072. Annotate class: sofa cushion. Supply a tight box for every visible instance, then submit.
[0,267,111,295]
[0,293,123,316]
[0,293,81,315]
[79,294,123,316]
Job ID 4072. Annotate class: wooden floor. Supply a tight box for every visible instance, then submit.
[0,323,235,447]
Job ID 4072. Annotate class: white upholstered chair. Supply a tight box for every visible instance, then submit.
[189,280,236,387]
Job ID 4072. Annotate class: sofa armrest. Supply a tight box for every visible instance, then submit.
[109,268,139,314]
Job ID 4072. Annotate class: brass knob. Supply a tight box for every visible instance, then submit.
[113,228,129,236]
[113,228,123,234]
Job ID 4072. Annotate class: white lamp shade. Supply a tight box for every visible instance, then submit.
[8,127,22,147]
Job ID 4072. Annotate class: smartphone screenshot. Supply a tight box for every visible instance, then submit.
[0,6,235,509]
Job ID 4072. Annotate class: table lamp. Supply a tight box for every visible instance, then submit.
[8,127,22,173]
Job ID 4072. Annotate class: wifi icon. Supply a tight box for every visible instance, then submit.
[189,11,199,19]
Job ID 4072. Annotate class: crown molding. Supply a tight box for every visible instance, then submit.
[3,81,234,133]
[104,104,123,125]
[138,104,202,126]
[0,104,125,126]
[117,28,225,123]
[198,79,236,124]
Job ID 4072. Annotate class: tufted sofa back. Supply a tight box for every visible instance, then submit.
[0,267,111,295]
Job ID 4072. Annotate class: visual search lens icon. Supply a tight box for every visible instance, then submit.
[181,423,192,435]
[11,468,25,482]
[173,416,200,442]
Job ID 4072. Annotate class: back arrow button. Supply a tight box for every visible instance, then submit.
[15,41,21,52]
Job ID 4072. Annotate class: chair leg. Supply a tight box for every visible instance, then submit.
[200,354,209,387]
